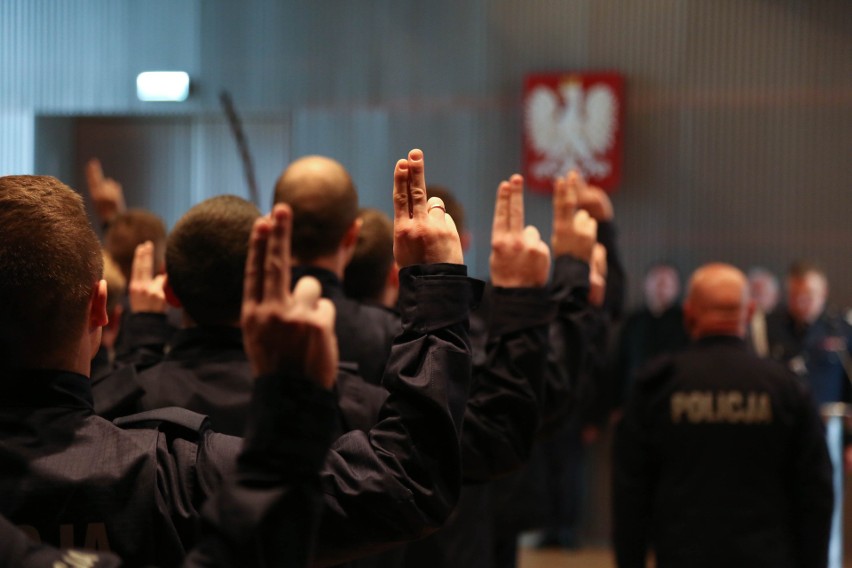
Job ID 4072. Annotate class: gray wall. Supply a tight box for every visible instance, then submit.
[2,0,851,306]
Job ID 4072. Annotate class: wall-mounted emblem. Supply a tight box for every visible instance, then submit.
[524,72,624,193]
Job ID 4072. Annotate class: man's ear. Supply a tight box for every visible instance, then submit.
[164,275,182,308]
[90,280,109,329]
[342,217,363,249]
[386,261,400,290]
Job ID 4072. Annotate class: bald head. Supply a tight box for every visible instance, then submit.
[273,156,359,262]
[684,263,753,339]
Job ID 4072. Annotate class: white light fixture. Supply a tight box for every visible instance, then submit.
[136,71,190,102]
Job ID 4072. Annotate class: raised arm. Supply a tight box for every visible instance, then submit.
[182,205,339,567]
[314,149,481,565]
[461,174,554,480]
[84,158,126,229]
[539,170,601,431]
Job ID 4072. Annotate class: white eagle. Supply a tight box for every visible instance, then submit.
[526,80,618,181]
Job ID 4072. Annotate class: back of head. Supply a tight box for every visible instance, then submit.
[166,195,260,326]
[273,156,358,262]
[426,185,466,235]
[105,209,167,281]
[344,208,394,303]
[684,263,750,339]
[0,175,103,367]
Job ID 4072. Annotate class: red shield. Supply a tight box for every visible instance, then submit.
[523,72,625,193]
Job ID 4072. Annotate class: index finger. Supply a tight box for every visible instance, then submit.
[263,204,293,302]
[85,158,104,190]
[243,216,271,306]
[131,241,154,284]
[553,171,578,223]
[508,174,525,233]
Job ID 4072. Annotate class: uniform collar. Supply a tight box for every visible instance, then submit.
[0,368,94,410]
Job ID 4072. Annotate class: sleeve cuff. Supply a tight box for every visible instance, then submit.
[398,263,484,333]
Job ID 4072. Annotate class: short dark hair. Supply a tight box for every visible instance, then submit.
[166,195,260,326]
[426,185,466,235]
[788,259,826,281]
[105,209,167,280]
[344,208,394,303]
[273,157,358,262]
[0,175,103,366]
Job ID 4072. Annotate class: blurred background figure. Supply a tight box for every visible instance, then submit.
[343,208,399,310]
[747,267,780,357]
[612,262,689,414]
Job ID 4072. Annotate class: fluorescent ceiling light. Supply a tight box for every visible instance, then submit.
[136,71,190,102]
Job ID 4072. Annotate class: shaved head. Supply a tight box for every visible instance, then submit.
[273,156,359,262]
[684,263,752,339]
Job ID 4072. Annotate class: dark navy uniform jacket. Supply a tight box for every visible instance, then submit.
[613,335,833,568]
[403,253,606,568]
[292,265,402,387]
[766,309,852,407]
[0,371,338,568]
[93,323,386,438]
[1,264,480,568]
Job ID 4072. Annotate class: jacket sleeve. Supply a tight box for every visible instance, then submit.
[596,221,627,321]
[461,285,552,482]
[184,373,339,568]
[538,254,596,433]
[313,263,482,566]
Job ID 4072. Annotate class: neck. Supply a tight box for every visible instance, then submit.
[294,251,349,280]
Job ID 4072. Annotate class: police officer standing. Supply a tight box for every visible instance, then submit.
[767,261,852,417]
[613,263,833,568]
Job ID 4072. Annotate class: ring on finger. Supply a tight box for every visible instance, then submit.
[428,205,446,214]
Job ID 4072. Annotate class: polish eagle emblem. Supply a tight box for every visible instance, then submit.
[525,78,619,183]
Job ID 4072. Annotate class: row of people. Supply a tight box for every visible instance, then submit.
[4,147,845,568]
[1,149,616,567]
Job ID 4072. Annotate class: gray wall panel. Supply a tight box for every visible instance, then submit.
[1,0,850,304]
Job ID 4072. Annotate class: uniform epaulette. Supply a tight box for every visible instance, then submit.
[113,407,211,441]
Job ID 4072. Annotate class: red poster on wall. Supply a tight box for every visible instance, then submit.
[523,72,625,193]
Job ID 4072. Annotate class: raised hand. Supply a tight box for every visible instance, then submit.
[552,170,598,263]
[392,149,463,267]
[490,174,551,288]
[574,172,614,222]
[84,158,126,225]
[128,241,167,313]
[241,204,337,389]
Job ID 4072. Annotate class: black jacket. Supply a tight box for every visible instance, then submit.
[613,336,833,568]
[292,266,402,387]
[0,371,338,568]
[1,264,480,567]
